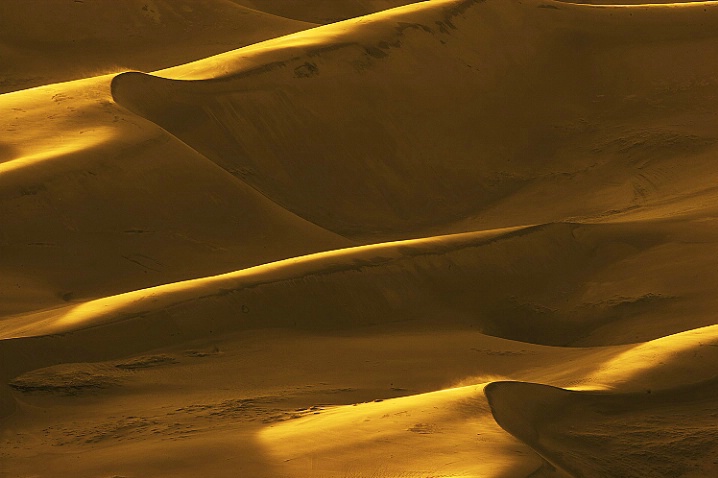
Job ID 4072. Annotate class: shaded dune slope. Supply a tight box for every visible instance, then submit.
[112,0,718,238]
[3,218,718,381]
[565,1,704,4]
[0,78,350,318]
[486,378,718,478]
[229,0,424,23]
[0,0,313,94]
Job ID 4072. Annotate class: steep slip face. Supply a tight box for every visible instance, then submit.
[0,76,350,317]
[486,378,718,478]
[0,0,313,93]
[112,0,718,238]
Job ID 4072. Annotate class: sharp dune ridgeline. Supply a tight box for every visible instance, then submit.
[2,0,718,476]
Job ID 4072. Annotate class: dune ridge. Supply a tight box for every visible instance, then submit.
[486,378,718,477]
[2,0,718,476]
[229,0,425,23]
[0,73,350,318]
[111,0,718,237]
[0,0,315,94]
[5,215,718,346]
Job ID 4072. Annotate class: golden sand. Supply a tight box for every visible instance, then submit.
[2,1,718,476]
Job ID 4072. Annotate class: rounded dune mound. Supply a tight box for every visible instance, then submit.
[485,379,718,478]
[112,0,718,238]
[0,0,313,93]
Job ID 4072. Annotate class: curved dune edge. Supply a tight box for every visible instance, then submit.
[5,216,718,347]
[258,322,718,476]
[0,225,530,339]
[3,218,718,393]
[0,72,352,318]
[0,0,315,94]
[148,0,718,83]
[110,0,718,237]
[6,319,715,474]
[258,383,549,478]
[485,378,718,477]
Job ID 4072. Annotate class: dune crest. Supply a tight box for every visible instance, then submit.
[0,0,314,94]
[0,70,350,318]
[112,0,718,237]
[486,379,718,477]
[230,0,425,23]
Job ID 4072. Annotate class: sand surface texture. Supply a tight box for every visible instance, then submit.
[2,1,718,477]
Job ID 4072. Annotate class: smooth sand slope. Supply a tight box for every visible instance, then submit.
[0,74,350,318]
[112,0,718,237]
[2,0,718,477]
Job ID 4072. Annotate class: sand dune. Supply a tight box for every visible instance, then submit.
[486,379,718,477]
[230,0,424,23]
[112,0,718,237]
[0,75,349,317]
[4,218,718,346]
[2,0,718,476]
[0,0,313,94]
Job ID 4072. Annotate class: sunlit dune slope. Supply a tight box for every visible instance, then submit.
[5,217,718,352]
[112,0,718,238]
[0,76,349,317]
[3,302,716,472]
[262,321,718,477]
[0,328,573,477]
[229,0,424,23]
[260,384,546,478]
[4,308,716,476]
[0,0,313,94]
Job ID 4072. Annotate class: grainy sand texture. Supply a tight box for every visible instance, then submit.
[2,1,718,477]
